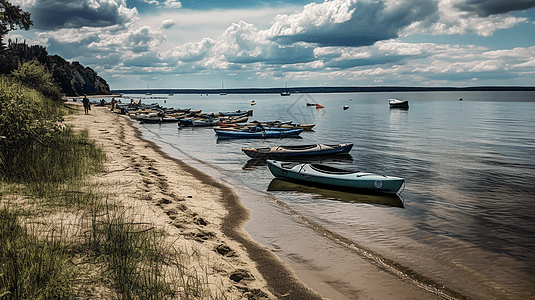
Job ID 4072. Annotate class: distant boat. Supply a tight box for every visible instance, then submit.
[316,104,324,108]
[389,98,409,109]
[280,81,291,96]
[251,100,256,106]
[343,105,349,110]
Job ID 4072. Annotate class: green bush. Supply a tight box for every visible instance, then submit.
[0,76,104,185]
[10,61,61,102]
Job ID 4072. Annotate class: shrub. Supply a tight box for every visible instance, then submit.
[10,61,61,102]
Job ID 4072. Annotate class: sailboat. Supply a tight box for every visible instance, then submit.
[280,81,290,96]
[220,82,227,95]
[145,83,152,95]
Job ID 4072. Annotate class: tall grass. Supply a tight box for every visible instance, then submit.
[1,78,229,299]
[0,208,76,300]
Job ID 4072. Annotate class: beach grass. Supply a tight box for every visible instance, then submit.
[1,79,227,299]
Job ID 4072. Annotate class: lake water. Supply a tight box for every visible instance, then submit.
[112,91,535,300]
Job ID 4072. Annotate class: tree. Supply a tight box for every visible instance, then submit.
[0,0,33,48]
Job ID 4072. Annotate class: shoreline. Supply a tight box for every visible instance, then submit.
[67,102,324,299]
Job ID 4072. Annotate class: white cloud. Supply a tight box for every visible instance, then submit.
[160,19,177,30]
[402,0,528,37]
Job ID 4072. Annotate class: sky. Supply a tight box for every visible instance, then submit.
[7,0,535,90]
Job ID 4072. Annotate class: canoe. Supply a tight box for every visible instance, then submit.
[138,117,180,124]
[242,143,353,159]
[191,116,249,127]
[266,160,405,194]
[215,128,303,139]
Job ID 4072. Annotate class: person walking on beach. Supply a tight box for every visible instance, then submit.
[111,97,117,111]
[82,95,90,114]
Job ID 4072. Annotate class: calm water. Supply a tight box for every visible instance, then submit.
[117,91,535,299]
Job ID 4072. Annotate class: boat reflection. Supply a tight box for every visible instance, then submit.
[267,178,404,208]
[242,154,353,170]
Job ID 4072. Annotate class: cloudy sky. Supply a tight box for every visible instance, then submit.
[7,0,535,89]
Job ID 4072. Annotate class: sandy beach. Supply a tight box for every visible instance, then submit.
[66,102,324,299]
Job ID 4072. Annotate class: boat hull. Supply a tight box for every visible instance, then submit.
[215,128,303,139]
[266,160,405,194]
[389,98,409,109]
[242,143,353,159]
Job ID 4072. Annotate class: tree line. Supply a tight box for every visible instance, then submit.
[1,0,111,96]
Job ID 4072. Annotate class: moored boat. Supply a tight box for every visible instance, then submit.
[218,109,253,117]
[389,98,409,109]
[242,143,353,159]
[214,127,303,139]
[266,160,405,194]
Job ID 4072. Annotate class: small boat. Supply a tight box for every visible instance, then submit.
[389,98,409,109]
[242,143,353,159]
[343,105,349,110]
[267,179,404,208]
[138,117,180,124]
[251,100,256,106]
[280,91,291,96]
[218,109,253,117]
[315,104,324,108]
[280,123,315,131]
[215,127,303,139]
[266,160,405,194]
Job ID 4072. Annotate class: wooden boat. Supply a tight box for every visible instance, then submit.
[266,160,405,194]
[214,127,303,139]
[280,123,315,131]
[389,98,409,109]
[242,143,353,159]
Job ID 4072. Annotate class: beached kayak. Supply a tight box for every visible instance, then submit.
[242,143,353,159]
[266,160,405,194]
[214,128,303,139]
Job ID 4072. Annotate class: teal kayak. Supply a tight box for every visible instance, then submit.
[266,160,405,194]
